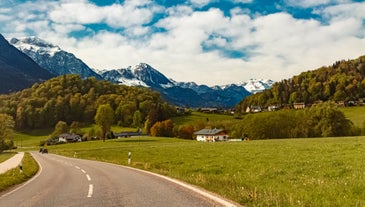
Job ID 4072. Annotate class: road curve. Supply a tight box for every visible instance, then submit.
[0,152,238,207]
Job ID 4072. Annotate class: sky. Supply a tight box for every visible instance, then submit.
[1,0,365,86]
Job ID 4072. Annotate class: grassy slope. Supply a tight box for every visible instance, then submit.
[3,107,365,206]
[0,152,16,163]
[340,106,365,127]
[0,152,39,192]
[48,136,365,206]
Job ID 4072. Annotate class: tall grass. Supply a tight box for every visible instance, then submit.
[49,136,365,206]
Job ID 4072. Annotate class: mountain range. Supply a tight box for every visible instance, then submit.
[4,35,274,107]
[0,34,53,93]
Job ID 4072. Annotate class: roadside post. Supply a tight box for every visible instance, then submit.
[19,162,23,174]
[128,152,131,165]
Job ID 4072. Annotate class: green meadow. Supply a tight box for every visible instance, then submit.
[47,136,365,206]
[2,106,365,206]
[0,152,38,192]
[0,152,16,163]
[340,106,365,127]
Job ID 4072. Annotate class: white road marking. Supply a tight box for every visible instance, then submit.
[86,174,91,181]
[75,166,80,170]
[81,169,86,173]
[87,184,93,198]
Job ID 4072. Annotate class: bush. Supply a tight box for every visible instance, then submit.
[150,119,174,137]
[176,125,195,139]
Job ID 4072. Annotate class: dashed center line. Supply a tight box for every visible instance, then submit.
[73,165,93,198]
[87,184,93,198]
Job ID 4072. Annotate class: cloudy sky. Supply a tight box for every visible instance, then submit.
[1,0,365,85]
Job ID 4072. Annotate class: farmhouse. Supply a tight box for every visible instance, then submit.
[58,133,82,143]
[293,102,305,109]
[246,105,262,113]
[194,128,228,142]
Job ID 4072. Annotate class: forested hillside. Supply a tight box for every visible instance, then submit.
[0,75,176,130]
[236,56,365,113]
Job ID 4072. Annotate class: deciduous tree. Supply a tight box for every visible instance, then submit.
[0,114,15,153]
[95,104,114,141]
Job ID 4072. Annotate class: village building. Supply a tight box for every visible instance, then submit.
[246,105,262,113]
[268,105,280,111]
[200,108,218,113]
[194,128,229,142]
[58,133,82,143]
[293,102,305,109]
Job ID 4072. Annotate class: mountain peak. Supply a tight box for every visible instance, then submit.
[0,34,54,93]
[132,63,174,87]
[10,36,102,79]
[10,37,61,57]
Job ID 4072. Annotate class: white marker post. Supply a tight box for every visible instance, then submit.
[19,162,23,174]
[128,152,131,165]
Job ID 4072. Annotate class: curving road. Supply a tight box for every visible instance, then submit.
[0,153,238,207]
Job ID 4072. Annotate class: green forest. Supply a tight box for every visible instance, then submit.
[235,55,365,113]
[0,75,177,131]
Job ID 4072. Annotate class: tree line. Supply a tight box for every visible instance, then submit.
[236,55,365,113]
[231,102,360,139]
[0,75,177,132]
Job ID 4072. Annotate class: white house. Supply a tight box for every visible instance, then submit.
[58,133,82,143]
[194,128,229,142]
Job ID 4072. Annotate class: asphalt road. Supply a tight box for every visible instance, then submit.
[0,152,238,207]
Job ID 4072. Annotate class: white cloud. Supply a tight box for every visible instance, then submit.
[2,0,365,86]
[49,2,103,24]
[49,0,162,28]
[285,0,330,8]
[321,2,365,22]
[189,0,217,8]
[166,5,194,17]
[232,0,253,3]
[285,0,351,8]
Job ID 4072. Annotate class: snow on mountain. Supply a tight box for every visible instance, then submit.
[101,63,174,88]
[101,63,274,107]
[176,82,214,94]
[8,36,274,107]
[100,67,149,87]
[9,37,102,79]
[0,34,54,93]
[239,79,274,94]
[9,36,61,57]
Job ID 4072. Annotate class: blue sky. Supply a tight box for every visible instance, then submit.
[1,0,365,85]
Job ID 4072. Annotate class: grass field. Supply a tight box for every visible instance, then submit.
[171,111,237,125]
[3,107,365,206]
[341,106,365,127]
[0,152,16,163]
[0,152,38,192]
[47,136,365,206]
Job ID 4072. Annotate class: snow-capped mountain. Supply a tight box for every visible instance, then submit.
[8,36,274,107]
[0,34,54,93]
[100,63,273,107]
[239,79,274,94]
[9,37,102,79]
[101,63,175,88]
